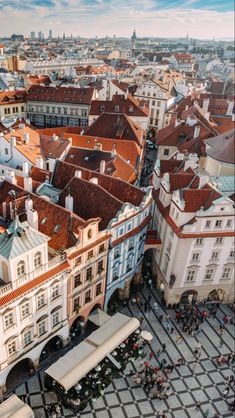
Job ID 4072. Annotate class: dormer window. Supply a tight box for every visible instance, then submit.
[100,105,105,112]
[129,106,133,112]
[87,229,92,239]
[115,105,119,112]
[17,260,25,278]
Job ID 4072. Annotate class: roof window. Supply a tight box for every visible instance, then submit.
[41,217,47,224]
[115,105,120,112]
[53,224,61,233]
[100,105,105,112]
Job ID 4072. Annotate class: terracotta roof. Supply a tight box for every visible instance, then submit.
[0,90,26,105]
[182,187,222,212]
[26,85,94,105]
[30,166,52,183]
[40,134,71,159]
[208,81,235,95]
[89,95,149,117]
[59,176,123,230]
[174,53,193,61]
[3,126,41,164]
[158,160,184,175]
[111,79,129,92]
[211,116,235,134]
[37,126,83,136]
[26,75,51,86]
[167,173,199,192]
[0,181,85,251]
[0,261,70,308]
[53,160,145,207]
[65,134,141,168]
[205,129,235,164]
[85,113,145,146]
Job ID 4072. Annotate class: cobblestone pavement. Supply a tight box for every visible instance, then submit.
[10,288,235,418]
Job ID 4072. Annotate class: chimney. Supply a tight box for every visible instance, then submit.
[226,100,234,116]
[25,197,33,212]
[9,202,14,219]
[65,194,73,212]
[52,133,59,142]
[75,170,82,178]
[24,176,33,192]
[194,125,200,138]
[186,116,197,126]
[2,202,6,219]
[202,98,210,113]
[100,160,106,174]
[6,170,17,185]
[90,177,98,184]
[10,136,16,147]
[199,174,209,189]
[23,132,30,144]
[22,161,29,176]
[174,118,180,127]
[94,142,102,151]
[27,208,38,230]
[36,156,44,169]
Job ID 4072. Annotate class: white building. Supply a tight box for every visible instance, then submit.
[151,158,235,306]
[25,58,104,76]
[0,210,70,393]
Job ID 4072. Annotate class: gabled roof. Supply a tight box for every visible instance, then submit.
[40,134,70,159]
[85,112,145,146]
[89,94,149,117]
[3,126,41,164]
[26,85,94,105]
[0,217,49,259]
[0,90,26,104]
[182,187,222,212]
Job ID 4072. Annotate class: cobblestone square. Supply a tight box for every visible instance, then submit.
[7,288,235,417]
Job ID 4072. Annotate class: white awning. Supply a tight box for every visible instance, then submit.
[88,309,111,327]
[45,312,140,391]
[0,395,34,418]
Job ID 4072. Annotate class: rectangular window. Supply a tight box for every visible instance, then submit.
[113,270,119,281]
[164,149,169,156]
[114,247,120,259]
[215,220,222,228]
[186,270,195,281]
[222,267,231,279]
[192,253,199,261]
[5,148,9,155]
[52,311,60,327]
[21,302,30,319]
[37,293,46,309]
[85,290,91,304]
[215,237,223,245]
[205,220,211,229]
[23,330,32,346]
[227,219,232,228]
[196,238,204,246]
[229,250,235,258]
[75,256,81,267]
[4,312,14,329]
[74,274,81,288]
[99,244,105,254]
[129,240,134,251]
[211,251,218,260]
[7,341,16,356]
[87,250,93,260]
[21,106,24,112]
[86,267,92,281]
[73,296,80,311]
[96,283,102,297]
[205,268,214,280]
[97,260,104,273]
[38,320,47,336]
[51,285,59,300]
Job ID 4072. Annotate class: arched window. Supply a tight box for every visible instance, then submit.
[17,261,25,278]
[34,252,41,268]
[87,229,92,239]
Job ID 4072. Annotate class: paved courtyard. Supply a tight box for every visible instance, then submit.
[9,288,235,418]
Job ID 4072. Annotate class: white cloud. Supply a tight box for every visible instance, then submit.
[0,0,233,39]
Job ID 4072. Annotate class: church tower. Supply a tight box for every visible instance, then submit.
[131,29,137,49]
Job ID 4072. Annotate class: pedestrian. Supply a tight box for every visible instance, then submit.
[158,314,163,323]
[139,316,144,326]
[170,326,174,334]
[176,335,182,344]
[219,338,224,348]
[144,301,148,313]
[195,401,201,411]
[222,386,230,398]
[162,343,166,352]
[148,294,151,303]
[191,361,197,372]
[149,351,154,360]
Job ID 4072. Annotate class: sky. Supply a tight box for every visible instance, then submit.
[0,0,234,39]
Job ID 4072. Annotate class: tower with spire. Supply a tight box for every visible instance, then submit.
[131,29,137,49]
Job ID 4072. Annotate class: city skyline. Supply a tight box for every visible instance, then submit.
[0,0,234,39]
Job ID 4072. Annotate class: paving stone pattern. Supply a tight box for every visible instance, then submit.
[10,288,235,417]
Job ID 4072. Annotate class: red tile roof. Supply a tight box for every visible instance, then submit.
[26,85,94,105]
[0,90,26,104]
[89,94,149,117]
[85,113,145,146]
[0,261,70,308]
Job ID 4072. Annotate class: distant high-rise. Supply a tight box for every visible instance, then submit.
[49,30,53,40]
[131,29,137,49]
[38,31,44,40]
[30,31,35,40]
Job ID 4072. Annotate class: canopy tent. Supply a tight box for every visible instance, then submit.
[88,309,111,327]
[45,313,140,391]
[0,395,34,418]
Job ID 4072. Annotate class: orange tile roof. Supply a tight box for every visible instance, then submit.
[0,261,70,308]
[0,90,26,105]
[4,126,41,164]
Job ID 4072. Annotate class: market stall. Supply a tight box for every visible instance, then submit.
[0,394,34,418]
[45,312,146,412]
